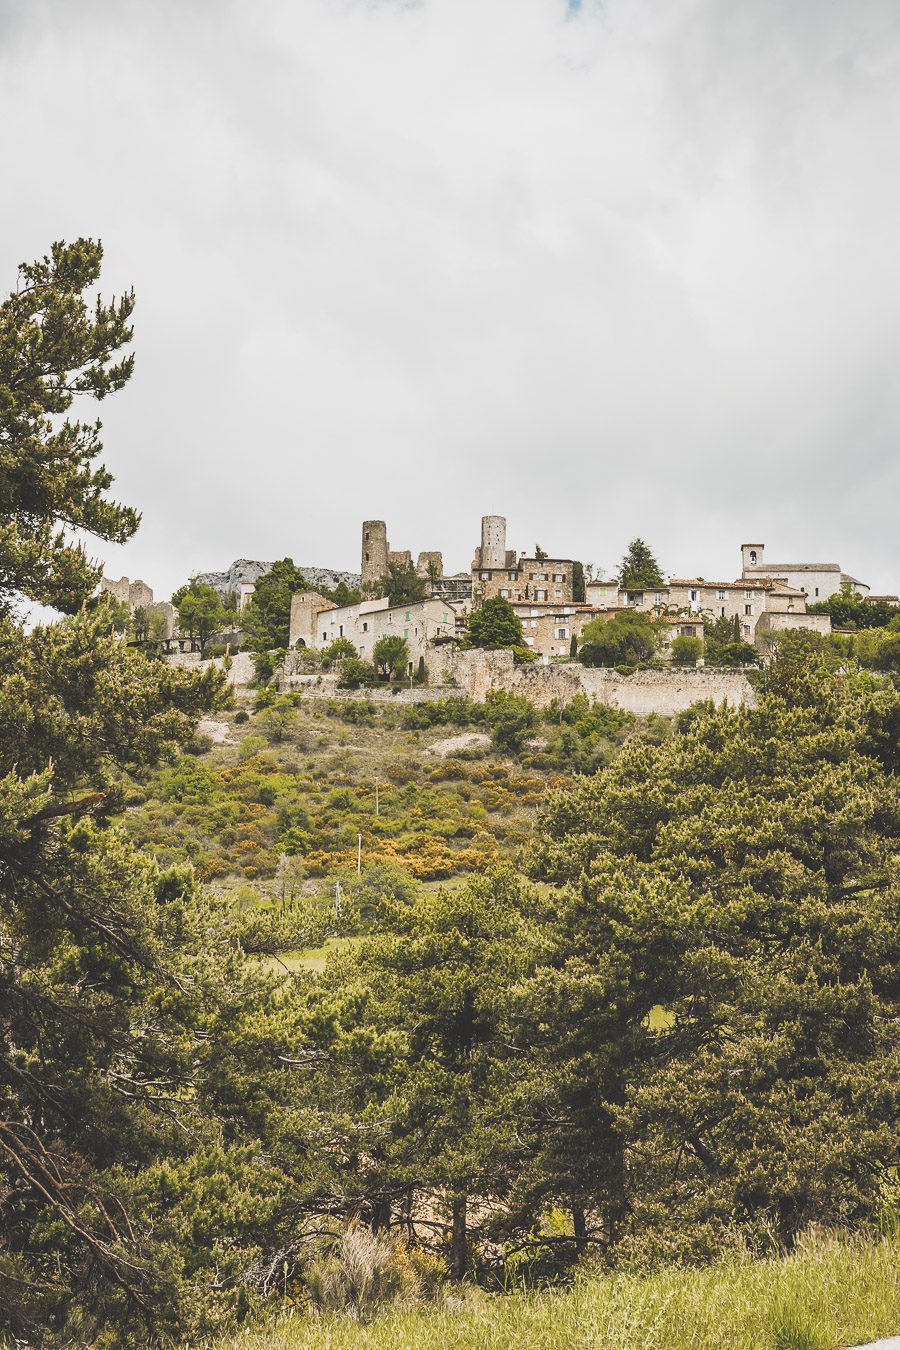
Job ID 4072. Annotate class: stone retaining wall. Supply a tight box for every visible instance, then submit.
[176,647,756,716]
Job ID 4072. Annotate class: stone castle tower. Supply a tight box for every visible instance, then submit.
[361,521,389,586]
[479,515,507,569]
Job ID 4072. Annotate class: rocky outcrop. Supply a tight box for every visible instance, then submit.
[191,559,361,597]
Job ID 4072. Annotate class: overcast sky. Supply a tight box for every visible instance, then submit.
[2,0,899,597]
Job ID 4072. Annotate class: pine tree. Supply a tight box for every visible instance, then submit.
[618,538,665,589]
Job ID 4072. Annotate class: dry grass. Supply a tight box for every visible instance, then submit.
[218,1235,899,1350]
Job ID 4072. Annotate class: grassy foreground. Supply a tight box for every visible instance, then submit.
[220,1236,899,1350]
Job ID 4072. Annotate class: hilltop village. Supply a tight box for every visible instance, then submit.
[102,514,895,677]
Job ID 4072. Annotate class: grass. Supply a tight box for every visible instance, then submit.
[218,1236,900,1350]
[259,937,365,974]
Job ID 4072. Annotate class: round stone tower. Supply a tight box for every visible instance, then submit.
[361,521,389,585]
[480,515,507,570]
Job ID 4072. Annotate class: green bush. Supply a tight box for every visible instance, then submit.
[669,634,704,666]
[338,657,378,689]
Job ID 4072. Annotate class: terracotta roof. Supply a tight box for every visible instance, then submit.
[667,578,772,591]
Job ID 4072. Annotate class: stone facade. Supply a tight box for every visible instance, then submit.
[512,602,597,658]
[471,516,575,607]
[100,575,154,608]
[361,522,390,587]
[416,551,444,579]
[437,648,757,713]
[314,595,461,672]
[740,543,869,601]
[288,590,336,648]
[585,572,823,649]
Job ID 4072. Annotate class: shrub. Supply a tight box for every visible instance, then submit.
[257,696,298,743]
[238,735,268,760]
[338,657,378,689]
[511,644,538,664]
[304,1222,441,1319]
[234,710,249,724]
[483,690,537,752]
[325,637,358,662]
[373,634,410,678]
[669,634,704,666]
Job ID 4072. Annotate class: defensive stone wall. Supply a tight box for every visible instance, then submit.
[435,649,757,713]
[179,647,756,715]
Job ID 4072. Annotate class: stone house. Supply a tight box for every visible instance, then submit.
[740,543,869,601]
[511,602,599,658]
[288,590,337,648]
[309,595,461,675]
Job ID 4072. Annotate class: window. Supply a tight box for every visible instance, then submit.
[716,589,726,601]
[555,589,562,599]
[749,550,757,564]
[339,625,343,637]
[814,587,819,596]
[500,589,508,598]
[536,589,547,601]
[481,572,489,581]
[744,604,752,615]
[553,573,563,583]
[720,607,726,617]
[508,571,517,581]
[405,611,411,621]
[557,628,568,639]
[744,590,754,599]
[362,622,368,632]
[690,589,698,602]
[654,592,663,604]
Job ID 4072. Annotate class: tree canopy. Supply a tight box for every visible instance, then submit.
[578,610,662,667]
[372,633,409,677]
[172,579,231,652]
[468,596,523,649]
[618,538,665,590]
[373,560,426,607]
[242,557,308,654]
[524,653,900,1258]
[0,241,275,1345]
[808,588,899,630]
[0,239,138,616]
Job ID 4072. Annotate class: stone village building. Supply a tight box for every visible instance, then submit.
[289,591,460,674]
[284,523,875,665]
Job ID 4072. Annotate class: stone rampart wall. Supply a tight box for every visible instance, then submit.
[436,649,757,713]
[173,647,756,715]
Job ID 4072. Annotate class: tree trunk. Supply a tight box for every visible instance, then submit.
[450,1194,468,1281]
[573,1206,587,1251]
